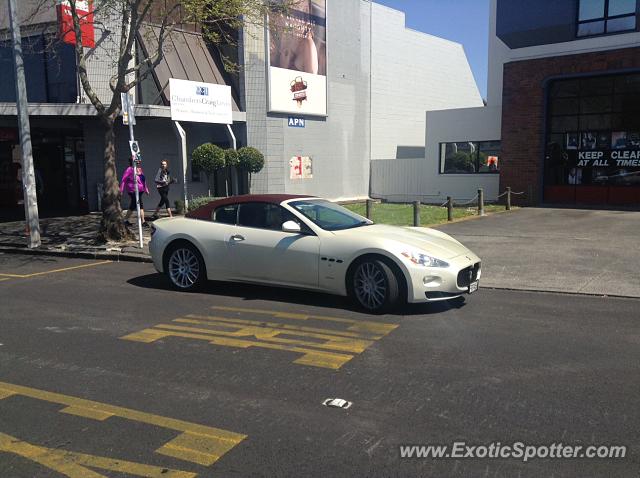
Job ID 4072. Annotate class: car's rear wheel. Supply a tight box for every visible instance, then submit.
[165,242,206,291]
[351,258,400,313]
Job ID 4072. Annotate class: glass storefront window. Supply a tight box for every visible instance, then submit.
[440,141,500,174]
[545,73,640,189]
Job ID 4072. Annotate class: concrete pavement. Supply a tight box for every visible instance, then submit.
[0,214,152,262]
[436,207,640,298]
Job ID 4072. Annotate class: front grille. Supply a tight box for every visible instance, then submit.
[457,262,480,288]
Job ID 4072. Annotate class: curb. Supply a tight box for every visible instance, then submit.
[0,245,153,263]
[481,284,640,301]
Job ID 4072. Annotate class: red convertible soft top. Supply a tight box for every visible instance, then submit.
[185,194,315,220]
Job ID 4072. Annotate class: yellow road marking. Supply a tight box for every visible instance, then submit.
[0,260,112,278]
[123,327,355,369]
[177,314,386,340]
[0,277,10,282]
[155,322,373,353]
[122,310,398,370]
[210,306,398,335]
[0,432,196,478]
[0,381,246,466]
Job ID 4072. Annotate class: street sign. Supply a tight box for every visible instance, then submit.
[129,140,141,160]
[121,92,136,125]
[288,116,305,128]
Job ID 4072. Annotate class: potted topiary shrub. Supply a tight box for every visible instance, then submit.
[191,143,225,196]
[224,148,240,196]
[237,146,265,192]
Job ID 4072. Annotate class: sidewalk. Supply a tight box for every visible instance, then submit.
[0,213,152,262]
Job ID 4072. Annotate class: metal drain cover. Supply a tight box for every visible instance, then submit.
[323,398,352,409]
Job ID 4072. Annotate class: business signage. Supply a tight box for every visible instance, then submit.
[267,0,327,116]
[565,131,640,169]
[288,116,306,128]
[169,79,233,124]
[57,0,95,48]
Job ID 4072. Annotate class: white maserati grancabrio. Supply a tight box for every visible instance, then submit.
[149,194,481,313]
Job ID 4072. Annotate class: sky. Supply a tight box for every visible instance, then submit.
[374,0,490,100]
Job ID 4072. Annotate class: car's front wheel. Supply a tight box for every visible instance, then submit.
[165,242,206,291]
[350,258,400,313]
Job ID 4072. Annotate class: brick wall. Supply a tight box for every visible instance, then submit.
[500,46,640,205]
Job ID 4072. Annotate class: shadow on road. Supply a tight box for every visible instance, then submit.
[127,273,467,317]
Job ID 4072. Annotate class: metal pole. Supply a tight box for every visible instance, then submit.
[506,186,511,211]
[478,188,485,216]
[447,196,453,222]
[413,200,420,227]
[173,121,188,211]
[8,0,40,248]
[365,199,372,219]
[127,99,143,248]
[225,124,238,195]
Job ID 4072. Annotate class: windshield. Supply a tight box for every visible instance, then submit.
[289,199,373,231]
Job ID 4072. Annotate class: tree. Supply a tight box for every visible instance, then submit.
[237,146,264,191]
[191,143,225,197]
[224,148,240,195]
[60,0,291,241]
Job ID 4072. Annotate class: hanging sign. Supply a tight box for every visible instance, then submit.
[57,1,96,48]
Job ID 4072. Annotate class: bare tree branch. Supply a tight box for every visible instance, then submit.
[69,0,106,116]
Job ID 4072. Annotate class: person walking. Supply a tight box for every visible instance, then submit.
[120,158,149,227]
[151,159,175,220]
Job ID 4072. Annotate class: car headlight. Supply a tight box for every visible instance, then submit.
[401,250,449,268]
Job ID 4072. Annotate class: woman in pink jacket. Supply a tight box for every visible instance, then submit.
[120,158,150,227]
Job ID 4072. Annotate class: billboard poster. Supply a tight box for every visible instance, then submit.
[57,0,95,48]
[169,79,233,124]
[267,0,327,116]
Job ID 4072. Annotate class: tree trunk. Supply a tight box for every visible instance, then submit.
[98,116,130,242]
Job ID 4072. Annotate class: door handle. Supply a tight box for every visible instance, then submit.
[230,234,245,242]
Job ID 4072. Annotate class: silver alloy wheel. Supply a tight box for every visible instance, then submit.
[168,247,200,289]
[354,261,387,310]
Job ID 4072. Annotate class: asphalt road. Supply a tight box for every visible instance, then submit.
[0,253,638,477]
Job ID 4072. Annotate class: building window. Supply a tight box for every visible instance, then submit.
[577,0,637,37]
[545,73,640,188]
[0,35,77,103]
[439,141,500,174]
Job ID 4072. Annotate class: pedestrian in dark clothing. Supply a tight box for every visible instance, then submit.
[151,159,175,219]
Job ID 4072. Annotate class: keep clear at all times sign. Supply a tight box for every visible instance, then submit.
[577,150,640,167]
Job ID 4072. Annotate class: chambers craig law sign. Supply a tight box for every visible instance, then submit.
[169,78,232,124]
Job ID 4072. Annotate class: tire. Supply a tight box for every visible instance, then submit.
[349,258,400,313]
[164,242,206,291]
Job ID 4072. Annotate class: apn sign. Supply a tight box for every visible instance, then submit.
[288,117,305,128]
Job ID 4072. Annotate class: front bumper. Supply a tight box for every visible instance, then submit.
[148,237,164,273]
[405,252,481,303]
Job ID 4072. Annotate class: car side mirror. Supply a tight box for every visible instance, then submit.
[282,220,301,233]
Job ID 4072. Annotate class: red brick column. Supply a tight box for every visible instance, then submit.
[500,46,640,205]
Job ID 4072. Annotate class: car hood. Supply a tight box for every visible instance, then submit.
[333,224,470,259]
